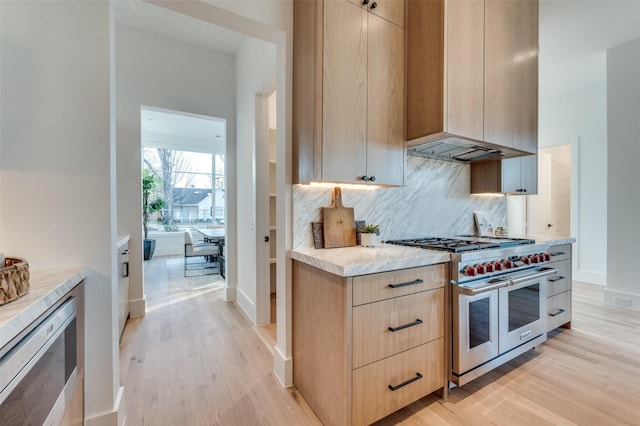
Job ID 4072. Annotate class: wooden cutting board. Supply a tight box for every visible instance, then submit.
[322,187,356,248]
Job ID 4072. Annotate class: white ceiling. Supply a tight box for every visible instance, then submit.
[141,107,225,142]
[114,0,247,56]
[539,0,640,99]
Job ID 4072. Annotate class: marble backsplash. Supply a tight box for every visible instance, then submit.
[293,156,507,249]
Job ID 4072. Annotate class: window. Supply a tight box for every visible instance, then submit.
[143,147,225,232]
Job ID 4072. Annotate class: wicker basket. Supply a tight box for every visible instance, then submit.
[1,257,30,306]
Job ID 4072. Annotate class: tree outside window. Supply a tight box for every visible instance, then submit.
[143,147,225,232]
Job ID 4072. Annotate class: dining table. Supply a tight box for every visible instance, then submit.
[195,227,225,243]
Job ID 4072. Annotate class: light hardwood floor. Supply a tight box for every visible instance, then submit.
[121,262,640,425]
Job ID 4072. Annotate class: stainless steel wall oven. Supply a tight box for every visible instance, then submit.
[0,282,84,425]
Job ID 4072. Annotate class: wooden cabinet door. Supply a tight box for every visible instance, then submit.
[501,155,537,194]
[485,0,538,151]
[367,12,404,186]
[520,154,538,194]
[323,0,368,182]
[447,0,485,141]
[513,0,538,153]
[346,0,404,27]
[484,0,516,148]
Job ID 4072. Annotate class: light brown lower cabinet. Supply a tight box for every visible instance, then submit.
[293,261,449,425]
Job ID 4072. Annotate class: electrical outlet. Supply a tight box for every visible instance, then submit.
[614,297,632,307]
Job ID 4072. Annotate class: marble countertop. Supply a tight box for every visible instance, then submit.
[0,267,86,349]
[289,235,575,277]
[289,244,450,277]
[508,234,576,246]
[117,234,131,249]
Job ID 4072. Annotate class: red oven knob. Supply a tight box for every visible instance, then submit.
[476,264,486,274]
[542,253,551,262]
[522,256,531,265]
[463,265,477,276]
[484,262,495,273]
[531,254,540,263]
[493,261,503,271]
[502,259,514,269]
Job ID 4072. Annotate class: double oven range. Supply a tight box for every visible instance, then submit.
[387,236,557,386]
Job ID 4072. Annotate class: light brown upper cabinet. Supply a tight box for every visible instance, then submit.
[406,0,539,154]
[293,0,405,186]
[470,155,538,195]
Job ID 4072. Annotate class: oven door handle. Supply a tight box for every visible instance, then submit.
[508,267,558,286]
[458,278,510,296]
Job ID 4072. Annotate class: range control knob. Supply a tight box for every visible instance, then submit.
[484,262,495,273]
[462,265,477,276]
[502,259,514,269]
[531,254,540,263]
[522,256,531,265]
[542,253,551,262]
[493,261,504,271]
[476,264,487,274]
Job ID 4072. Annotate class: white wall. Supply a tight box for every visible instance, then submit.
[606,38,640,309]
[539,81,608,284]
[115,24,236,314]
[0,1,121,424]
[234,37,276,324]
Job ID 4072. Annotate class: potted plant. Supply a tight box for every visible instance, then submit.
[143,169,166,260]
[359,224,380,247]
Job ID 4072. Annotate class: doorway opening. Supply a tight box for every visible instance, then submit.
[141,106,227,296]
[526,145,572,237]
[256,87,277,344]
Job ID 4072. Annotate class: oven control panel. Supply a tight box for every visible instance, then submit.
[460,253,551,277]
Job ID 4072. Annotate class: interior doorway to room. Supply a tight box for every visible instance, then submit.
[256,87,277,343]
[141,106,227,294]
[526,145,572,237]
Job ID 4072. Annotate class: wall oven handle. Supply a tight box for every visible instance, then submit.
[389,278,423,288]
[508,268,558,286]
[458,279,510,296]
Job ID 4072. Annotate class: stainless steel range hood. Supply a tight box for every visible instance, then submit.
[407,134,530,164]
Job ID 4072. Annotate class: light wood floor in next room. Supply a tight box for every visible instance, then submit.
[120,263,640,425]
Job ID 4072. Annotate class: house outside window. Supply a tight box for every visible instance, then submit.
[143,147,225,232]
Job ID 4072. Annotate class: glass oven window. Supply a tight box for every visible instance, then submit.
[469,297,491,348]
[508,284,540,331]
[0,318,76,425]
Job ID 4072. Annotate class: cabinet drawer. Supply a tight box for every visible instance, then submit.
[352,288,444,368]
[547,259,571,296]
[549,244,571,262]
[352,338,444,426]
[352,263,447,306]
[547,290,571,332]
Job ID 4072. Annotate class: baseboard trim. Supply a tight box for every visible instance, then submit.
[85,386,125,426]
[604,288,640,311]
[236,287,256,324]
[574,270,606,286]
[129,297,146,318]
[273,345,293,387]
[224,285,237,302]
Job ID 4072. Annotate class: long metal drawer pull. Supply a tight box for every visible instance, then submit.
[388,319,423,332]
[509,268,558,285]
[388,372,423,391]
[550,251,566,257]
[549,308,565,317]
[549,276,565,283]
[389,278,424,289]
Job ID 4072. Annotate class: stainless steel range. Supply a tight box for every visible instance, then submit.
[387,236,557,386]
